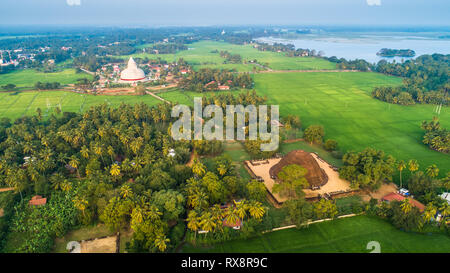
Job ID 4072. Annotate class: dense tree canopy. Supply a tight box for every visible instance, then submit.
[339,148,396,190]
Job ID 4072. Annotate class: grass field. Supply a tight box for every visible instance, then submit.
[157,89,250,107]
[123,41,337,71]
[0,91,160,120]
[253,72,450,175]
[0,69,92,89]
[182,215,450,253]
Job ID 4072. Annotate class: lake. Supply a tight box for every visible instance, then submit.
[256,34,450,63]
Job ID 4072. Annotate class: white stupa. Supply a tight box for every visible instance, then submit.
[120,57,147,83]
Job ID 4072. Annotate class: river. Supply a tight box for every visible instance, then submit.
[256,33,450,63]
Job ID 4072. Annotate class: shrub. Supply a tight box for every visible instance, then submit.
[324,139,338,151]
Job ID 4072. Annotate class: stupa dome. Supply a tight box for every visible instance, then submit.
[120,57,146,81]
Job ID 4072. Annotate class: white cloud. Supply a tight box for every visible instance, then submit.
[67,0,81,6]
[366,0,381,6]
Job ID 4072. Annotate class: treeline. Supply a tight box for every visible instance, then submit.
[338,147,449,234]
[178,68,253,92]
[219,51,242,64]
[147,43,187,54]
[325,56,372,71]
[73,55,124,72]
[0,90,276,252]
[377,48,415,57]
[34,81,61,90]
[256,42,319,57]
[421,117,449,154]
[372,54,449,105]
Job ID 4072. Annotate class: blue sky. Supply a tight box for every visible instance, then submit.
[1,0,449,26]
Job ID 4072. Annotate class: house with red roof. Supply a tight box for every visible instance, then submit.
[218,85,230,90]
[222,218,242,230]
[29,195,47,206]
[381,192,425,211]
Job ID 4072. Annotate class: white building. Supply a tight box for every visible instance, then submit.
[440,192,450,205]
[119,57,148,84]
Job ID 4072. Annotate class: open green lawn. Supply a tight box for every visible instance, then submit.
[0,69,92,89]
[182,215,450,253]
[157,88,249,107]
[123,41,337,71]
[253,72,450,175]
[0,91,160,120]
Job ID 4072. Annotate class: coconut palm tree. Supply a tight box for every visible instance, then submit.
[154,233,170,252]
[188,190,208,210]
[426,164,439,178]
[120,185,133,199]
[397,160,406,188]
[110,163,121,177]
[400,198,413,214]
[200,212,217,233]
[61,180,72,192]
[438,203,450,225]
[192,159,206,177]
[107,146,115,162]
[69,155,81,179]
[73,196,88,217]
[187,210,201,241]
[234,200,248,220]
[217,163,228,176]
[408,159,419,173]
[223,206,240,227]
[50,173,65,191]
[423,203,437,223]
[247,200,265,219]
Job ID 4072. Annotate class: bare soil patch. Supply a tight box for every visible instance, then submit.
[80,235,118,253]
[367,183,398,200]
[245,151,352,203]
[0,187,14,193]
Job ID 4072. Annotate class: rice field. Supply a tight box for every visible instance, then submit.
[122,41,337,71]
[0,91,161,120]
[252,72,450,175]
[0,69,92,89]
[182,215,450,253]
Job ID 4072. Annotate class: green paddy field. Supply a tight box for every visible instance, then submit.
[182,215,450,253]
[0,91,160,120]
[253,72,449,175]
[0,40,447,175]
[0,69,92,89]
[123,41,336,71]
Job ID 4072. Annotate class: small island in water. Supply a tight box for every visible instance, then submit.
[377,48,416,57]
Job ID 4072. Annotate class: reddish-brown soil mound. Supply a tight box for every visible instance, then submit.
[269,150,328,188]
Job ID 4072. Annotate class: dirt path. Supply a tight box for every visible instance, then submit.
[147,83,178,91]
[283,138,304,143]
[145,91,170,104]
[361,183,398,202]
[254,69,358,74]
[186,149,197,167]
[0,187,14,193]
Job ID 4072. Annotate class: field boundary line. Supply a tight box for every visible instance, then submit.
[263,213,361,234]
[0,92,23,117]
[21,91,40,117]
[79,95,87,113]
[145,91,170,104]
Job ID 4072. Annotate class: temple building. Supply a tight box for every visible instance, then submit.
[119,57,148,83]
